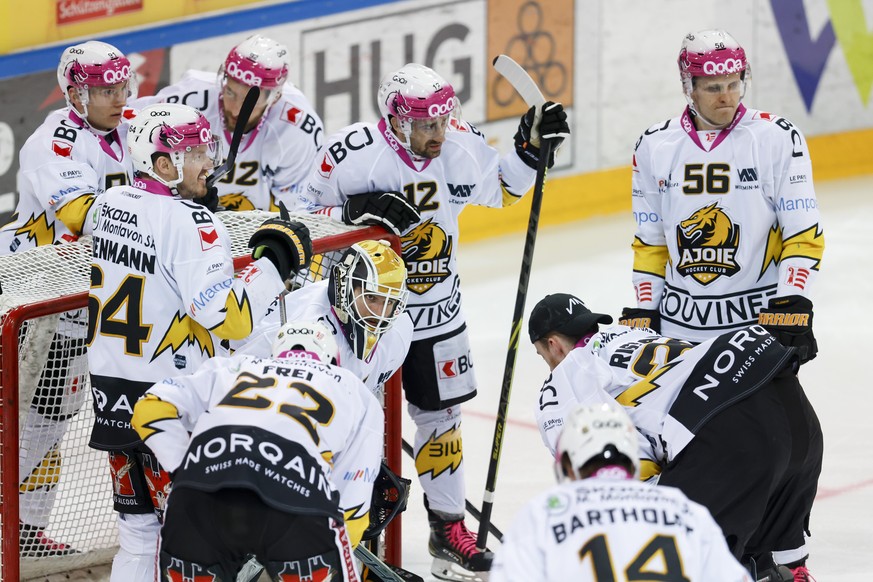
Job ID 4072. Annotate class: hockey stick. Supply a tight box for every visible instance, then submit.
[400,439,504,542]
[355,544,424,582]
[476,55,553,552]
[206,86,261,188]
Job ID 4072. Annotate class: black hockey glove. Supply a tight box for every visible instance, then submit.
[341,191,420,235]
[619,307,661,332]
[514,101,570,170]
[362,462,411,542]
[758,295,818,364]
[249,204,313,280]
[194,186,220,213]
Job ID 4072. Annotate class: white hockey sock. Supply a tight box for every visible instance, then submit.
[408,403,466,518]
[111,512,161,582]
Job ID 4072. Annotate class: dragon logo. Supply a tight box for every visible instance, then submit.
[676,202,741,284]
[218,192,256,212]
[401,218,453,294]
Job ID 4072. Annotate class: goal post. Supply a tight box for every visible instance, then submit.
[0,211,403,581]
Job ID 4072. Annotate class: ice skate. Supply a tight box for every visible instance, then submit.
[429,517,492,582]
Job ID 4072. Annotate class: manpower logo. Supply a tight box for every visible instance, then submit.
[771,0,873,111]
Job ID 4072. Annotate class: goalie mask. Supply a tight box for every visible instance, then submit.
[678,30,750,115]
[127,103,222,187]
[272,321,339,365]
[556,402,640,482]
[57,40,137,124]
[328,240,408,361]
[377,63,457,157]
[219,34,289,132]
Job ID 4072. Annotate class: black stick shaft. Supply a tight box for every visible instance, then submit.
[475,139,554,551]
[206,86,260,188]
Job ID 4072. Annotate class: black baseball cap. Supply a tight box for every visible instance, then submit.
[528,293,613,343]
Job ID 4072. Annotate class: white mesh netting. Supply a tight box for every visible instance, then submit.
[0,211,372,580]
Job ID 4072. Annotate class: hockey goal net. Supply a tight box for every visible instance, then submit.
[0,211,403,581]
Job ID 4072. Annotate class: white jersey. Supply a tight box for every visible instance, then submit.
[87,178,285,450]
[295,120,536,340]
[233,280,413,393]
[490,477,751,582]
[137,353,383,522]
[535,324,796,468]
[134,70,323,211]
[0,108,133,254]
[632,105,825,342]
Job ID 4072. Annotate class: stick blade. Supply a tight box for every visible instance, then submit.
[492,55,546,107]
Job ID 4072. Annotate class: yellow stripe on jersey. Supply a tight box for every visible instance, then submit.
[501,185,524,207]
[152,313,215,361]
[632,236,669,277]
[14,211,55,246]
[343,506,370,548]
[210,289,254,340]
[20,446,61,492]
[55,193,96,237]
[781,225,825,269]
[760,225,783,278]
[131,394,180,442]
[639,459,662,481]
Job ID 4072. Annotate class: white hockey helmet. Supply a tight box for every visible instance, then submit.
[272,321,339,365]
[328,240,408,361]
[221,34,289,90]
[556,402,640,481]
[678,30,749,109]
[127,103,221,187]
[377,63,456,149]
[57,40,137,119]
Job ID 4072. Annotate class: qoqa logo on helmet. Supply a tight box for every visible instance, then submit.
[102,65,130,84]
[227,61,263,87]
[703,58,742,76]
[199,127,212,143]
[428,97,454,118]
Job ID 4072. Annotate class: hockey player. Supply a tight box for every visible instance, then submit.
[490,402,751,581]
[235,239,413,395]
[623,30,824,365]
[528,292,822,581]
[293,62,570,580]
[0,40,137,557]
[82,102,313,582]
[132,321,380,581]
[136,34,323,212]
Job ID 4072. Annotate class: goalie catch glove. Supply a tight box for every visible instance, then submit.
[514,101,570,170]
[758,295,818,364]
[248,203,313,281]
[619,307,661,332]
[361,462,411,542]
[341,191,420,235]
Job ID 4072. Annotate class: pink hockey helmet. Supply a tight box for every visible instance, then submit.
[57,40,136,120]
[378,63,456,122]
[222,34,289,90]
[127,103,221,187]
[678,30,749,107]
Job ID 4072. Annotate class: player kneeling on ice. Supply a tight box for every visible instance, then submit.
[132,321,382,582]
[490,402,751,581]
[528,293,822,581]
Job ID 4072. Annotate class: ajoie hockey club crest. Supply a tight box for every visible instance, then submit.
[401,218,453,294]
[676,202,740,284]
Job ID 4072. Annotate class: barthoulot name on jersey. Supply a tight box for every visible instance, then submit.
[547,482,695,543]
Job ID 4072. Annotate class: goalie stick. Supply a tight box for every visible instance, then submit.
[356,544,424,582]
[206,86,260,188]
[476,55,555,552]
